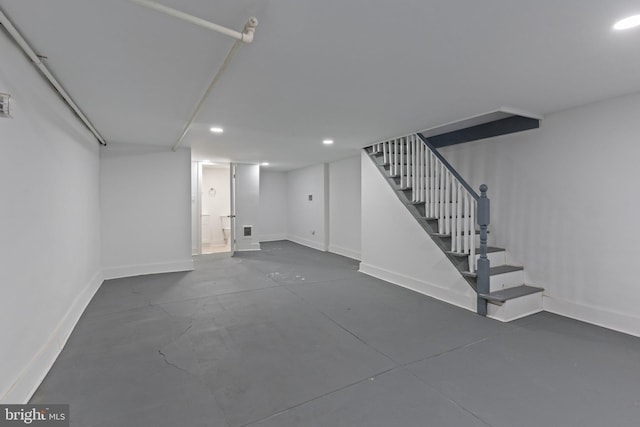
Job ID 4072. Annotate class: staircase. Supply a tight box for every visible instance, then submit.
[365,134,543,322]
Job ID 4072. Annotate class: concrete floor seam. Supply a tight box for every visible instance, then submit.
[404,364,495,427]
[282,284,401,366]
[399,337,491,368]
[240,366,399,427]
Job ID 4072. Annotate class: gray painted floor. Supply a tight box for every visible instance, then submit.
[32,241,640,426]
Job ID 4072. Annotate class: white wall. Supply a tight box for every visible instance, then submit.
[329,156,362,260]
[100,146,193,279]
[259,171,288,242]
[201,165,231,246]
[360,152,476,310]
[439,91,640,337]
[286,164,330,251]
[0,33,102,403]
[234,164,261,251]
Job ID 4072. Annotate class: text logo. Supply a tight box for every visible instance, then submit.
[0,405,69,426]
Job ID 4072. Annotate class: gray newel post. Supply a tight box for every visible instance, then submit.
[477,184,490,316]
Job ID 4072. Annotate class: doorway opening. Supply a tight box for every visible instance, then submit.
[191,161,234,255]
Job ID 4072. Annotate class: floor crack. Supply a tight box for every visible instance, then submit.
[157,348,193,376]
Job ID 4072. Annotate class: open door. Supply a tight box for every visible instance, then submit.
[229,163,237,256]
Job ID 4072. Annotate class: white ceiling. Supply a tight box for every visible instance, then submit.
[2,0,640,171]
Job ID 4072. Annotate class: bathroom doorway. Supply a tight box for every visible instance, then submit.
[191,161,232,255]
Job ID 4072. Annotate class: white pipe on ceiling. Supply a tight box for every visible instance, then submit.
[172,39,243,152]
[0,8,107,146]
[129,0,259,151]
[131,0,258,43]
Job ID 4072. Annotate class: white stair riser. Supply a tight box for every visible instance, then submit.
[440,235,493,256]
[489,270,524,292]
[487,292,543,322]
[431,223,487,247]
[469,251,505,268]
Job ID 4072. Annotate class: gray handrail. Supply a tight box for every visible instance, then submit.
[416,133,479,200]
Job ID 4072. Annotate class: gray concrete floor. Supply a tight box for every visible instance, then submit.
[32,241,640,426]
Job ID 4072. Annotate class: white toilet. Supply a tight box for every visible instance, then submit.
[220,215,231,244]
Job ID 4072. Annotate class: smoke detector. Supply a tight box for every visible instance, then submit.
[0,93,11,118]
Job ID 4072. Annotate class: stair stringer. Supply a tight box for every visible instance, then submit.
[359,150,477,312]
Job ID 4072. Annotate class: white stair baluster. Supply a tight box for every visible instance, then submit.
[429,151,438,218]
[420,142,425,203]
[412,136,417,202]
[463,192,470,254]
[469,199,476,272]
[383,141,388,165]
[390,140,394,176]
[456,182,463,253]
[425,148,430,215]
[435,160,441,233]
[426,148,431,216]
[406,137,411,191]
[445,170,451,235]
[390,140,394,175]
[423,147,428,215]
[451,180,458,252]
[395,139,400,177]
[400,138,405,187]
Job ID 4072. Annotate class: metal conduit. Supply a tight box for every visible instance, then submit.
[0,7,107,146]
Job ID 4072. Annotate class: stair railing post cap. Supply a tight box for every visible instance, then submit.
[480,184,488,193]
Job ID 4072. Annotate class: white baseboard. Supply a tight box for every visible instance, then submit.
[1,271,104,404]
[236,247,261,252]
[259,234,287,242]
[543,296,640,338]
[328,244,361,261]
[358,263,476,313]
[102,259,194,280]
[286,235,327,252]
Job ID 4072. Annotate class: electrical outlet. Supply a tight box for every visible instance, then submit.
[0,93,11,118]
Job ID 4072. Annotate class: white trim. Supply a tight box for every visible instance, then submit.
[1,271,104,403]
[259,233,287,242]
[358,262,476,312]
[286,234,326,252]
[236,246,261,252]
[543,296,640,338]
[328,244,361,261]
[102,259,194,280]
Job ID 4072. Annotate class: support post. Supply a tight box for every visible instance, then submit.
[476,184,490,316]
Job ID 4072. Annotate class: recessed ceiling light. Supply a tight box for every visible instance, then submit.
[613,14,640,30]
[261,162,269,166]
[323,139,334,145]
[210,127,224,134]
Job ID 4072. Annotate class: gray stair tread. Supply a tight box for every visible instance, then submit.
[480,285,544,302]
[446,247,504,257]
[489,264,524,275]
[432,229,486,237]
[477,246,504,253]
[462,264,523,277]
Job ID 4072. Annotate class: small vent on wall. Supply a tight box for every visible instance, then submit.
[0,93,11,118]
[243,226,252,238]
